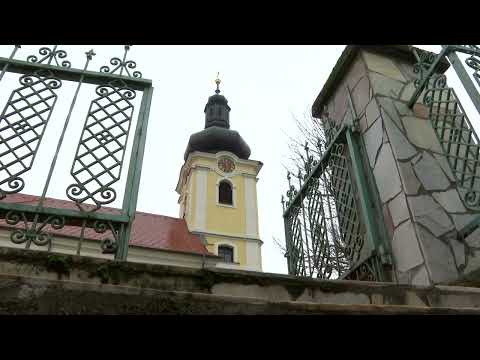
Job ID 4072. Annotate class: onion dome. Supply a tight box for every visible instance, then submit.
[184,75,251,160]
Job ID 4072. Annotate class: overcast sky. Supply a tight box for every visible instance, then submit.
[0,45,478,275]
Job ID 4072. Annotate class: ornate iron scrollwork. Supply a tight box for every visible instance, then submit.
[0,70,62,199]
[67,79,136,212]
[413,48,437,88]
[93,220,120,254]
[27,46,71,68]
[5,210,65,248]
[100,45,142,79]
[3,208,120,255]
[465,45,480,87]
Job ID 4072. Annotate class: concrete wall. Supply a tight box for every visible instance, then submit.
[2,247,480,313]
[3,274,480,314]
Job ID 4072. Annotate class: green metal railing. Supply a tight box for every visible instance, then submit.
[0,45,153,260]
[282,88,387,281]
[408,45,480,241]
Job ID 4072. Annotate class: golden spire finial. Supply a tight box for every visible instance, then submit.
[215,72,221,94]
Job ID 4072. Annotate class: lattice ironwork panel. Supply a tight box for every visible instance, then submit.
[283,140,371,279]
[285,205,306,277]
[67,80,135,212]
[423,75,480,209]
[0,70,61,199]
[306,176,350,279]
[328,142,366,265]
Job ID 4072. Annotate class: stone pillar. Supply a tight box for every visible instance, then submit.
[312,45,480,286]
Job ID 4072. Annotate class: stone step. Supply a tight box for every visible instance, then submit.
[3,247,480,310]
[2,273,480,315]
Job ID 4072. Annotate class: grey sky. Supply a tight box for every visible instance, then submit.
[0,45,478,275]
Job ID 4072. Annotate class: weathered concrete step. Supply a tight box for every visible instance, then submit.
[3,247,480,309]
[2,273,480,315]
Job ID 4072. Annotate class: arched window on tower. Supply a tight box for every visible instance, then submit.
[218,245,234,263]
[218,180,233,205]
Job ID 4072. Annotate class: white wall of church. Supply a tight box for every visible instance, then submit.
[0,229,219,269]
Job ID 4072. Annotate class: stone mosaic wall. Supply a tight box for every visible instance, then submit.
[321,48,480,286]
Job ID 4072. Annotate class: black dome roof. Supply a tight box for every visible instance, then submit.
[184,85,251,160]
[184,126,251,160]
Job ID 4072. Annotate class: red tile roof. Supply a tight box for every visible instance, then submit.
[0,193,212,256]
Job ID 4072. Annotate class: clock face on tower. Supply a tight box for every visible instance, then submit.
[218,156,235,173]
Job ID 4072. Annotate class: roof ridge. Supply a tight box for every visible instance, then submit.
[0,193,211,255]
[5,192,184,224]
[135,211,183,220]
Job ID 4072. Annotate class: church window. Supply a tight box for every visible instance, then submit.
[218,245,234,263]
[219,180,233,205]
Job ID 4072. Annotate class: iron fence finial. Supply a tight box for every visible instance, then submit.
[86,49,96,60]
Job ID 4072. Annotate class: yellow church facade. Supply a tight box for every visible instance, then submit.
[176,150,263,271]
[176,76,263,271]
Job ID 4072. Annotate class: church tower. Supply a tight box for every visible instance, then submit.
[175,76,263,271]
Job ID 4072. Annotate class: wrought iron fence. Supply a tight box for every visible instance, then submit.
[0,45,153,260]
[282,88,387,281]
[408,45,480,240]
